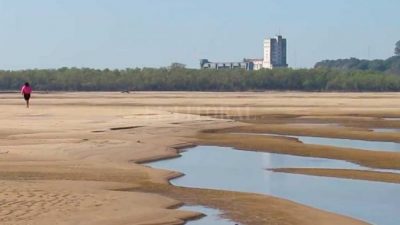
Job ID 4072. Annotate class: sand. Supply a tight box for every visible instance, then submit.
[2,91,399,225]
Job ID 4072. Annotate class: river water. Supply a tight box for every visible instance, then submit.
[148,146,400,225]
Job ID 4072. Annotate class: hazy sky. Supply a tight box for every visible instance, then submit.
[0,0,399,69]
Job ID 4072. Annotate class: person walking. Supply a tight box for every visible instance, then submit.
[21,82,32,108]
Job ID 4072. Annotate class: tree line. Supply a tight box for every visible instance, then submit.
[315,41,400,74]
[1,67,400,92]
[314,56,400,75]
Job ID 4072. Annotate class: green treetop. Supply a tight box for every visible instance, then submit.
[395,40,400,56]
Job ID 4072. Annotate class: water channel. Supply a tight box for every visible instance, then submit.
[148,146,400,225]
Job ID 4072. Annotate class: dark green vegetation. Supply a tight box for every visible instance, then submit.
[395,41,400,56]
[315,41,400,75]
[314,56,400,75]
[1,67,400,92]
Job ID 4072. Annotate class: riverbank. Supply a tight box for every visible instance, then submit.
[1,92,399,225]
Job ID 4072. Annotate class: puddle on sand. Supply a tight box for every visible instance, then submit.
[148,146,400,225]
[240,133,400,152]
[384,118,400,121]
[288,122,342,127]
[295,135,400,152]
[372,128,400,133]
[181,205,240,225]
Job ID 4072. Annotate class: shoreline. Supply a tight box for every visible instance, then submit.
[133,143,196,164]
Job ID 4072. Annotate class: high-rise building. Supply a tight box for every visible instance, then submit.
[200,35,288,70]
[263,35,288,69]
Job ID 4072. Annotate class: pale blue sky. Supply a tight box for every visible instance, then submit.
[0,0,399,69]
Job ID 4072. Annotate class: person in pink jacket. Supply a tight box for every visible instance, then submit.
[20,82,32,108]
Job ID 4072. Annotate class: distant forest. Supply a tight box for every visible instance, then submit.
[314,56,400,75]
[1,67,400,92]
[2,41,400,92]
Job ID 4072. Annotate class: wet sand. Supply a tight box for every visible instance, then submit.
[1,92,400,225]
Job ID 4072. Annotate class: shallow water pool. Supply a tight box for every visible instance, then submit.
[384,118,400,121]
[242,133,400,152]
[148,146,400,225]
[372,128,400,133]
[296,135,400,152]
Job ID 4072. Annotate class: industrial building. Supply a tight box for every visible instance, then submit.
[200,59,254,70]
[201,35,288,70]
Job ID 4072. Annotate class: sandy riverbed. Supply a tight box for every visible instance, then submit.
[1,92,399,225]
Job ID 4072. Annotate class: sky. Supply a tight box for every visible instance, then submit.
[0,0,399,70]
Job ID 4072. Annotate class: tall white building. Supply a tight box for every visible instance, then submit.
[263,35,288,69]
[200,35,288,70]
